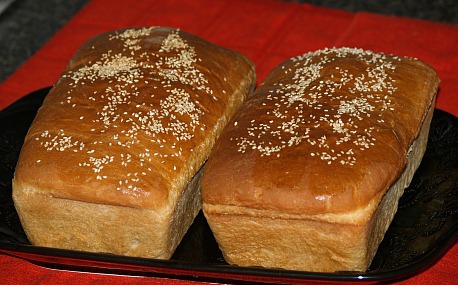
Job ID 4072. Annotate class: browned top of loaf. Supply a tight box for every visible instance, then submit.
[14,27,255,209]
[201,47,439,215]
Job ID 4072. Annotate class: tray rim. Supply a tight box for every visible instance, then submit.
[0,225,457,284]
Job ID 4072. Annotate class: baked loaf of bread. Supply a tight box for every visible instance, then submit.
[12,27,255,259]
[201,47,439,272]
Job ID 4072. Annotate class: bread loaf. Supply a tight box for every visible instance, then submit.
[12,27,255,259]
[201,47,439,272]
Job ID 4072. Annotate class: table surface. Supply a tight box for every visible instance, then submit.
[1,0,457,83]
[0,0,457,284]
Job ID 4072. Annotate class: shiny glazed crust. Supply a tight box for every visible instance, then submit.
[12,27,255,258]
[201,47,439,271]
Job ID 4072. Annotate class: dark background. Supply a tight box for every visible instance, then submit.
[0,0,457,83]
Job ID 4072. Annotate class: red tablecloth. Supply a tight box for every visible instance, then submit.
[0,0,457,284]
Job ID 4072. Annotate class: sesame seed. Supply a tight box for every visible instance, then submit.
[233,47,398,165]
[34,28,217,196]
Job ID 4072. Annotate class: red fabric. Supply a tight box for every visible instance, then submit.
[335,12,458,118]
[0,0,456,284]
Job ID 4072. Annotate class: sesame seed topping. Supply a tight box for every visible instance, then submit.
[34,27,216,197]
[233,47,399,166]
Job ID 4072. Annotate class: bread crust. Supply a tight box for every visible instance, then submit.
[201,47,439,271]
[12,27,255,258]
[202,48,438,215]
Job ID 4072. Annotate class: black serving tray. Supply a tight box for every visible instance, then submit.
[0,87,457,284]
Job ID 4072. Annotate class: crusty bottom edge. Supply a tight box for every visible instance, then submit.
[12,167,203,259]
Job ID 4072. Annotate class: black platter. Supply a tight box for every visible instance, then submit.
[0,87,457,284]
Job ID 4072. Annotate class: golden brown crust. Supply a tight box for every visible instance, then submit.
[201,47,439,272]
[201,47,439,215]
[202,101,434,271]
[12,27,255,258]
[14,27,255,209]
